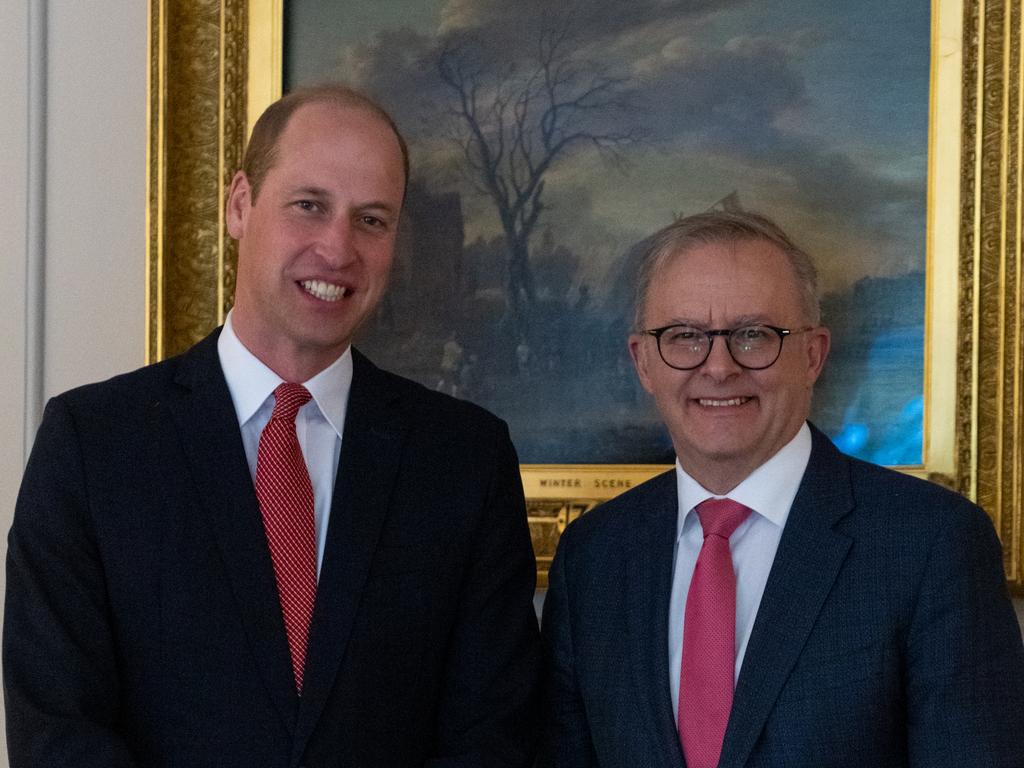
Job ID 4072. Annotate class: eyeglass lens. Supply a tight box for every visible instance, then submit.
[658,325,782,370]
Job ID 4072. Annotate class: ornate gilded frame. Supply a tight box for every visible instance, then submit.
[147,0,1024,590]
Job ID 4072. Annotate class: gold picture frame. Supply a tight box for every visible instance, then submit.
[147,0,1024,590]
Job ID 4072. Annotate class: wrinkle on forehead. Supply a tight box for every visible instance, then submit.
[645,241,806,329]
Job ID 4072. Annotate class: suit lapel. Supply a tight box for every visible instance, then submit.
[627,471,688,767]
[167,330,299,735]
[291,350,409,762]
[719,426,854,768]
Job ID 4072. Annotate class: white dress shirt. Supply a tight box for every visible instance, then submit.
[668,422,812,717]
[217,311,353,576]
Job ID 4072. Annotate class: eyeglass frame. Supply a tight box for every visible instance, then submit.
[639,323,816,371]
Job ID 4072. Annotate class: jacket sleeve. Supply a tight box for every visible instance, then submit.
[427,425,542,768]
[905,498,1024,766]
[536,525,598,768]
[4,397,139,767]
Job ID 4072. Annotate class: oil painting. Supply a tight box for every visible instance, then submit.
[282,0,930,466]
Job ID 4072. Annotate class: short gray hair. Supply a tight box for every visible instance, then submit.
[632,210,821,329]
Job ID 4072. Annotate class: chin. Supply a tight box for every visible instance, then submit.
[699,444,755,463]
[692,426,759,452]
[677,436,746,461]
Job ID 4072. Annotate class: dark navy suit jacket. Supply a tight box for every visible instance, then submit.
[4,330,541,767]
[540,426,1024,767]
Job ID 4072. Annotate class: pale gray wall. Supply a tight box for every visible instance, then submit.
[0,12,31,760]
[0,0,29,549]
[0,3,147,765]
[43,2,147,396]
[1,3,147,517]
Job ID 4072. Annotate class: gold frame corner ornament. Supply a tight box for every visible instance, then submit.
[148,0,1024,587]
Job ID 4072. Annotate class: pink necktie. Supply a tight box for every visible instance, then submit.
[678,498,752,768]
[255,383,317,695]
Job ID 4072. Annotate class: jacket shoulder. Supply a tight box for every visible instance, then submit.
[806,436,992,554]
[52,354,188,413]
[844,452,979,518]
[354,348,509,433]
[558,470,675,551]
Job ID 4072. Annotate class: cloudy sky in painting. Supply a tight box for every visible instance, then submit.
[285,0,930,294]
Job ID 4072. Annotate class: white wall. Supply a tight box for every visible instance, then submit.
[0,6,31,764]
[0,8,30,763]
[0,0,29,543]
[0,2,147,764]
[43,3,147,396]
[1,3,147,504]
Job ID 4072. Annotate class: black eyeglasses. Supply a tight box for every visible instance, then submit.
[640,324,814,370]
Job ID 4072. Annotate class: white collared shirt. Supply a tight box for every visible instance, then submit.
[217,311,353,576]
[668,423,812,717]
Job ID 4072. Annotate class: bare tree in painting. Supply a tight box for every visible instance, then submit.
[437,23,640,340]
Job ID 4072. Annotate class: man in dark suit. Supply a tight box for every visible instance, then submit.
[5,85,540,767]
[539,211,1024,767]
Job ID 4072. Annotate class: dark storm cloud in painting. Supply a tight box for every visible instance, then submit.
[289,0,927,288]
[285,0,930,465]
[434,0,745,55]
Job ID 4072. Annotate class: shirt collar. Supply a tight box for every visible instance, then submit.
[217,311,352,439]
[674,422,812,540]
[302,346,352,439]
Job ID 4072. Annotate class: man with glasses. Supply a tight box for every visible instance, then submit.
[539,211,1024,767]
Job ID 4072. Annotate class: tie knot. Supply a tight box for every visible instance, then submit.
[270,383,312,423]
[695,497,751,540]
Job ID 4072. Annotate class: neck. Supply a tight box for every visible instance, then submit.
[679,459,753,496]
[259,355,333,385]
[676,422,808,495]
[231,319,345,384]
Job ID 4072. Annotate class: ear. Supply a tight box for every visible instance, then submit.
[628,334,656,395]
[225,171,253,240]
[804,326,831,386]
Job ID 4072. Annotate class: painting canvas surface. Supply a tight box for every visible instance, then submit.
[284,0,930,465]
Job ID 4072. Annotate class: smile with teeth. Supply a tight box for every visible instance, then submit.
[300,279,350,302]
[697,396,752,407]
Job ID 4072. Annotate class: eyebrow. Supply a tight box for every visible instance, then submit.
[664,314,776,328]
[287,186,399,215]
[729,314,775,326]
[357,200,400,215]
[288,185,330,198]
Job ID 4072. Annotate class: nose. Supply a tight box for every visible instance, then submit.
[699,334,742,380]
[314,217,357,269]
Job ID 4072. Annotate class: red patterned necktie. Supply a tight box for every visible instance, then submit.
[678,497,752,768]
[255,383,317,695]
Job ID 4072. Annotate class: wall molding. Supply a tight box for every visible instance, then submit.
[24,0,47,460]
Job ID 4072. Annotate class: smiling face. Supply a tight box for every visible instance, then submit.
[629,238,830,493]
[226,101,406,382]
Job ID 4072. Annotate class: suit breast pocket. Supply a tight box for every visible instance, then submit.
[783,636,897,697]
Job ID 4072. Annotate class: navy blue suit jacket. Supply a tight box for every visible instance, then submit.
[540,426,1024,766]
[4,330,541,767]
